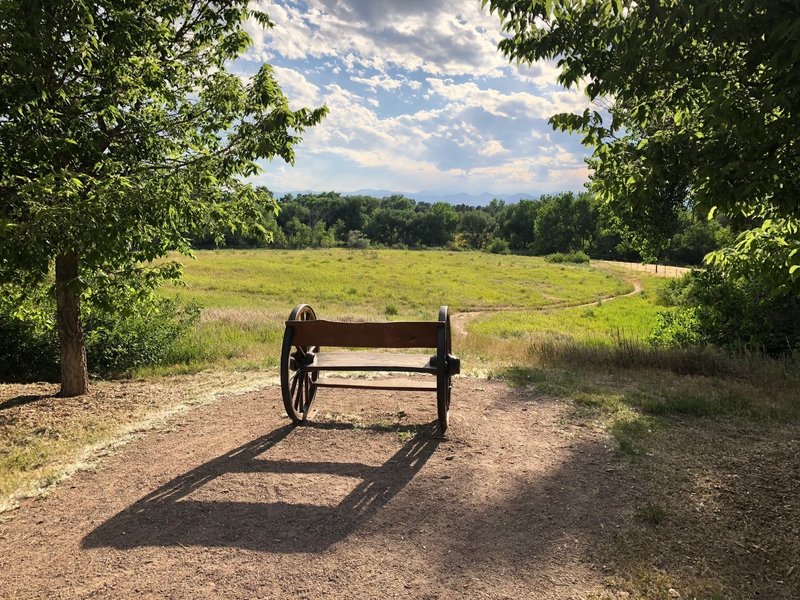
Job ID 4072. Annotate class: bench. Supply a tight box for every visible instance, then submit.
[280,304,460,433]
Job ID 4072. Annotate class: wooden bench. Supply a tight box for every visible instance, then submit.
[280,304,460,433]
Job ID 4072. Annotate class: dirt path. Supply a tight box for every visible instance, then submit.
[0,380,634,599]
[451,278,643,338]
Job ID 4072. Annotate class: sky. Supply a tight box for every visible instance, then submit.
[237,0,593,196]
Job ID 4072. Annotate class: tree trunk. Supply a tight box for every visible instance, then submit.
[55,252,89,396]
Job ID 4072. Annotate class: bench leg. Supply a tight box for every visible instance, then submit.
[436,306,452,434]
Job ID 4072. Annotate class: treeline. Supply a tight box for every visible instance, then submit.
[196,189,732,266]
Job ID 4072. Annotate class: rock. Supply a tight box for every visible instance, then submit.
[668,588,680,598]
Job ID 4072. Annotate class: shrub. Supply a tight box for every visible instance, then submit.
[0,312,60,382]
[646,308,703,348]
[345,230,371,249]
[485,237,510,254]
[0,284,60,381]
[384,303,399,316]
[0,283,200,381]
[544,251,590,264]
[649,269,800,355]
[84,297,200,376]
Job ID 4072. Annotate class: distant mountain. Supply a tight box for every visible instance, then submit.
[349,189,541,206]
[347,188,399,198]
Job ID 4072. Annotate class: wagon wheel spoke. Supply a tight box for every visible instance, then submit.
[289,369,300,401]
[294,372,305,414]
[302,376,311,414]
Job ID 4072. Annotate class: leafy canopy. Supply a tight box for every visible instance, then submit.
[486,0,800,291]
[0,0,326,297]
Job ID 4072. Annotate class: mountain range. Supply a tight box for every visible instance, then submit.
[276,188,543,206]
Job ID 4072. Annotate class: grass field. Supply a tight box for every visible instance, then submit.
[167,248,631,314]
[470,273,669,342]
[154,249,635,373]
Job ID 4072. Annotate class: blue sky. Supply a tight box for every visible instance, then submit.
[237,0,593,196]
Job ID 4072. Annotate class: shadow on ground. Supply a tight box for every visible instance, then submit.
[0,394,49,411]
[82,422,442,553]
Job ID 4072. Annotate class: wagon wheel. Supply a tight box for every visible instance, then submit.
[436,305,452,434]
[281,304,320,424]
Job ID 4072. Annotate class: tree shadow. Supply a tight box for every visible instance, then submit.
[0,394,50,412]
[82,422,440,553]
[428,439,634,579]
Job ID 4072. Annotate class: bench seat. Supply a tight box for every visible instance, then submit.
[305,351,435,373]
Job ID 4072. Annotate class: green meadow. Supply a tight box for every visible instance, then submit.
[154,249,650,374]
[167,248,631,315]
[470,273,669,343]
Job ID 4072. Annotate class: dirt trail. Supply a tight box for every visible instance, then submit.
[451,278,643,338]
[0,380,632,599]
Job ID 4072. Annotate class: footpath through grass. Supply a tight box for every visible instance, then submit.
[471,273,668,342]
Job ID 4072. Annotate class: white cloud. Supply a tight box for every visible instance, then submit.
[480,140,507,157]
[248,0,508,77]
[426,78,588,120]
[270,66,321,109]
[515,61,563,88]
[259,78,587,193]
[245,1,592,195]
[350,74,404,91]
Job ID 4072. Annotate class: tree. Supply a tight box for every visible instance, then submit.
[0,1,326,395]
[665,211,732,266]
[487,0,800,291]
[285,218,314,249]
[533,192,596,254]
[459,210,496,249]
[496,199,540,250]
[366,209,414,246]
[414,202,459,247]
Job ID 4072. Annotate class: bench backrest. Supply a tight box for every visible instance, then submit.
[287,319,441,348]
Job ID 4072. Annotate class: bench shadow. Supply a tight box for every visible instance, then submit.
[82,422,440,553]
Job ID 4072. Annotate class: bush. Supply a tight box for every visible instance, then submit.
[646,308,703,348]
[649,269,800,355]
[345,230,370,249]
[485,237,510,254]
[0,313,60,382]
[0,284,200,382]
[544,251,590,264]
[84,297,200,376]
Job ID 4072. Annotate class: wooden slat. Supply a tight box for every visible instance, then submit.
[288,320,440,348]
[313,377,437,392]
[307,351,435,373]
